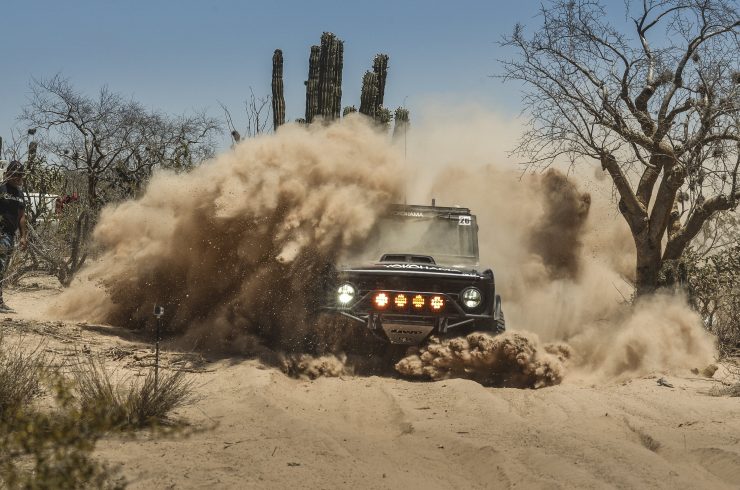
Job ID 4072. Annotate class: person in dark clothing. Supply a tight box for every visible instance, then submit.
[0,160,28,312]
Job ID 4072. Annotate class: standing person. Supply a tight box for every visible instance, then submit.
[0,161,28,312]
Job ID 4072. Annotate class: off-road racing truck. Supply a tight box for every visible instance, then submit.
[323,203,505,345]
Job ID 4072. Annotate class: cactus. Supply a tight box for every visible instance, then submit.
[376,107,392,128]
[359,54,391,126]
[271,49,285,131]
[359,71,378,118]
[333,37,344,119]
[373,54,389,108]
[305,32,344,123]
[305,45,321,123]
[343,106,357,117]
[319,32,344,121]
[393,107,410,141]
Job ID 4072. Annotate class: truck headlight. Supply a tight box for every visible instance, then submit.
[461,287,482,309]
[337,283,356,305]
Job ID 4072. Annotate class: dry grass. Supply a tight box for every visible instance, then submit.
[73,356,194,429]
[0,337,121,488]
[1,325,195,488]
[0,335,45,415]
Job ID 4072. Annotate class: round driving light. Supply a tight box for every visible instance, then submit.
[412,295,425,309]
[461,287,482,309]
[337,283,356,305]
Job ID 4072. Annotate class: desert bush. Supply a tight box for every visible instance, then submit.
[123,368,194,428]
[73,356,194,429]
[0,338,121,488]
[0,380,123,489]
[716,359,740,397]
[684,243,740,359]
[0,336,45,415]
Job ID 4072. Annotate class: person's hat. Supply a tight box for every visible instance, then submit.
[6,160,25,176]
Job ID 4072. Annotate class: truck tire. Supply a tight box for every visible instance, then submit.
[494,294,506,333]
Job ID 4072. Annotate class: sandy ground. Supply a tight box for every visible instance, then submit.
[3,277,740,489]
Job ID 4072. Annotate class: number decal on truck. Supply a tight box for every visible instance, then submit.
[458,216,472,226]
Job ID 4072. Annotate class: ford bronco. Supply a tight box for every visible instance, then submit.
[323,203,505,345]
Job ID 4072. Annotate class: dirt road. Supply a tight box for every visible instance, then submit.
[5,281,740,489]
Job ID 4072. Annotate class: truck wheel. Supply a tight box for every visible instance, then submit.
[494,294,506,333]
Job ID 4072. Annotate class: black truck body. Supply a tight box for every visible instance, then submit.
[323,204,505,345]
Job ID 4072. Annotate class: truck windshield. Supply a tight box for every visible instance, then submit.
[353,214,479,265]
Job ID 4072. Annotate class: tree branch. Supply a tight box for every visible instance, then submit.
[664,190,740,260]
[601,152,648,232]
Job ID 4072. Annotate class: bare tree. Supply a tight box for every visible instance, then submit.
[20,75,220,283]
[502,0,740,296]
[221,88,272,146]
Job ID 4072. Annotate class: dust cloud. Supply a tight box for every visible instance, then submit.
[527,170,591,280]
[56,107,716,386]
[280,353,348,379]
[395,331,571,388]
[398,106,715,383]
[56,117,402,364]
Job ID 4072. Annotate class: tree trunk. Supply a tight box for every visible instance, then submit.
[634,235,662,297]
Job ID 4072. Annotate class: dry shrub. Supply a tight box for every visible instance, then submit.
[709,358,740,397]
[73,356,193,429]
[684,243,740,359]
[0,339,121,488]
[0,336,45,415]
[711,383,740,397]
[124,369,194,427]
[0,386,123,489]
[1,347,192,488]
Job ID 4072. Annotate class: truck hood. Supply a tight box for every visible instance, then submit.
[338,262,483,279]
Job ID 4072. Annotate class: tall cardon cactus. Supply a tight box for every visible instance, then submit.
[359,71,378,118]
[305,45,321,123]
[359,53,391,125]
[305,32,344,123]
[271,49,285,131]
[373,54,389,109]
[393,107,410,142]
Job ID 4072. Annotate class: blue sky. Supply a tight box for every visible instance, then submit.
[2,1,552,148]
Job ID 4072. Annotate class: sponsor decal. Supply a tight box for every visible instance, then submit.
[379,263,479,277]
[343,265,479,277]
[382,263,458,272]
[392,211,425,218]
[390,328,424,335]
